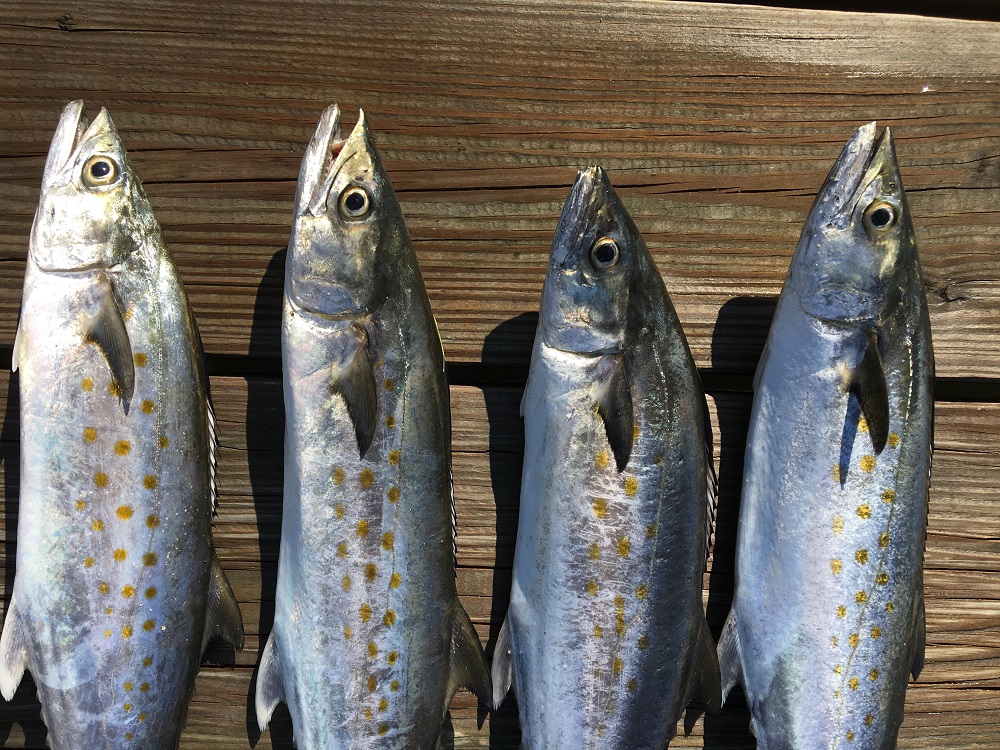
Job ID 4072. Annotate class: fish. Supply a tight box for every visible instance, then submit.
[254,104,491,748]
[717,123,933,749]
[0,100,244,748]
[491,166,721,748]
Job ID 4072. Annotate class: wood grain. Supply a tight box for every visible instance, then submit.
[0,375,997,747]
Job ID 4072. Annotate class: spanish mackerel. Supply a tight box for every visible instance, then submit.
[255,105,491,748]
[1,101,244,748]
[718,124,933,749]
[492,167,721,748]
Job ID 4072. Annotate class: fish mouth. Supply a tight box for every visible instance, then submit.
[551,165,610,269]
[42,101,115,188]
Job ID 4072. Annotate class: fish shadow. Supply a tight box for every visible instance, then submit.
[0,373,47,747]
[476,313,533,750]
[702,295,776,750]
[244,248,294,749]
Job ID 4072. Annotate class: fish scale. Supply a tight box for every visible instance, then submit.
[1,101,243,749]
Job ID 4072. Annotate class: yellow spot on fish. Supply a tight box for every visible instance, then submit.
[857,504,871,519]
[378,724,389,737]
[636,583,649,599]
[143,552,157,566]
[388,449,401,466]
[849,633,860,648]
[123,702,132,711]
[831,559,843,574]
[94,472,109,489]
[368,641,378,658]
[837,605,847,618]
[382,532,394,551]
[98,582,110,594]
[141,399,155,414]
[124,682,133,691]
[106,606,113,615]
[849,677,859,691]
[158,435,170,448]
[834,664,842,674]
[595,451,610,470]
[358,520,369,537]
[337,542,347,558]
[880,532,890,548]
[886,602,895,613]
[342,576,352,591]
[871,626,882,639]
[386,415,396,429]
[594,626,603,638]
[146,514,159,529]
[585,580,598,596]
[384,610,396,626]
[140,683,149,693]
[588,543,600,560]
[888,432,900,448]
[137,712,147,722]
[122,626,133,639]
[134,353,148,367]
[83,427,97,442]
[877,572,889,585]
[831,636,838,647]
[638,635,648,649]
[882,489,896,503]
[145,587,156,599]
[856,549,869,565]
[390,572,402,588]
[143,657,152,667]
[870,668,880,681]
[858,416,869,433]
[833,516,844,535]
[612,658,623,675]
[646,524,656,539]
[368,675,377,692]
[378,697,389,712]
[113,549,127,562]
[390,680,400,692]
[617,538,630,557]
[344,626,353,640]
[860,455,876,473]
[125,733,133,740]
[832,464,843,482]
[384,378,395,391]
[592,498,607,519]
[388,486,399,503]
[122,585,135,598]
[333,467,344,485]
[360,468,375,489]
[360,604,372,622]
[76,500,87,511]
[109,381,123,398]
[865,713,874,726]
[104,629,111,637]
[623,476,638,496]
[364,708,373,720]
[846,730,855,742]
[856,591,868,604]
[334,503,345,519]
[117,505,133,520]
[627,678,637,692]
[365,564,377,582]
[387,651,398,665]
[92,519,104,532]
[82,377,93,392]
[143,475,157,490]
[114,440,131,456]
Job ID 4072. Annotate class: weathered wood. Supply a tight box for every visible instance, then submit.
[0,375,997,746]
[1,1,1000,377]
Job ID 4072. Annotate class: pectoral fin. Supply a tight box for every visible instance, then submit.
[490,615,514,710]
[201,555,245,653]
[594,355,633,472]
[688,618,722,716]
[11,318,25,373]
[331,343,377,458]
[84,277,134,410]
[0,593,29,701]
[717,609,743,704]
[849,329,889,454]
[447,604,492,705]
[255,633,285,731]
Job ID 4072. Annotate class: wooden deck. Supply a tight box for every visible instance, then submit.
[1,1,999,747]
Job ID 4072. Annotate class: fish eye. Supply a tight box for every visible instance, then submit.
[338,185,371,220]
[863,200,898,234]
[590,237,620,270]
[82,155,119,188]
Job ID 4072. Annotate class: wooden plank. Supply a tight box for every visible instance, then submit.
[0,1,999,377]
[0,375,997,745]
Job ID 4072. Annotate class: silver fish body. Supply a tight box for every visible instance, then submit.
[718,124,933,750]
[492,167,720,749]
[255,106,491,749]
[0,101,243,748]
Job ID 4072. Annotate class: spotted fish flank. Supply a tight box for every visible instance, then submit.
[0,101,243,749]
[492,168,720,749]
[718,124,933,750]
[255,105,490,748]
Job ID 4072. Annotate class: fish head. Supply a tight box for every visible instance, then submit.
[287,106,402,317]
[791,123,914,326]
[539,167,647,354]
[30,101,151,273]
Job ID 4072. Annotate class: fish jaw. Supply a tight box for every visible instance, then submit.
[791,124,913,327]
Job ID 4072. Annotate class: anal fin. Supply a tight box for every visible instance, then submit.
[490,614,514,710]
[84,275,134,410]
[255,632,285,731]
[593,354,633,472]
[850,328,889,454]
[0,593,29,701]
[687,617,722,717]
[448,604,492,705]
[202,555,245,653]
[331,338,377,458]
[717,609,743,704]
